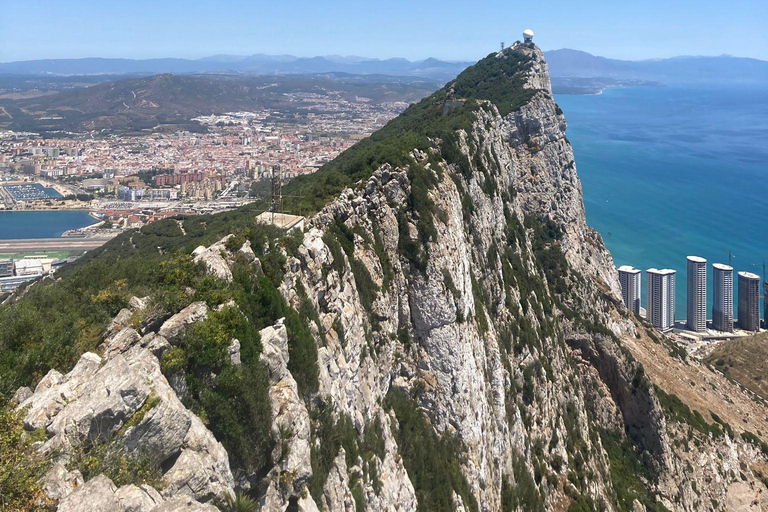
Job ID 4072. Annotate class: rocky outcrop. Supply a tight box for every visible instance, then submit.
[158,302,208,341]
[56,475,164,512]
[258,323,315,509]
[11,40,767,512]
[16,297,235,509]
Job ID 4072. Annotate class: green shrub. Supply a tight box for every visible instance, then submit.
[599,429,669,512]
[216,491,258,512]
[654,386,723,438]
[75,443,163,489]
[385,390,478,512]
[0,401,50,511]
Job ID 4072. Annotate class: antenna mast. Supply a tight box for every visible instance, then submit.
[270,164,282,222]
[500,41,505,52]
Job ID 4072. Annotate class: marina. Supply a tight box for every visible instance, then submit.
[2,183,62,201]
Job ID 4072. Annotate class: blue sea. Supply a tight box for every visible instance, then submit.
[0,211,96,240]
[556,85,768,320]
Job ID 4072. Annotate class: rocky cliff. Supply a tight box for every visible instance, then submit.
[6,41,768,512]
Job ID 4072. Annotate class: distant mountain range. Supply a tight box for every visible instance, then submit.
[0,54,472,81]
[1,49,766,85]
[544,49,768,85]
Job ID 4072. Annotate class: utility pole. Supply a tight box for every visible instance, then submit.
[270,164,282,223]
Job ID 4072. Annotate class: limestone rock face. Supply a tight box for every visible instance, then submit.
[158,302,208,341]
[258,324,314,508]
[16,306,233,509]
[263,41,768,512]
[12,41,768,512]
[40,463,84,501]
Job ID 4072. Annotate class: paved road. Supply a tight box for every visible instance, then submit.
[0,237,113,252]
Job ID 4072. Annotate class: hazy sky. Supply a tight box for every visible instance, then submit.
[1,0,766,62]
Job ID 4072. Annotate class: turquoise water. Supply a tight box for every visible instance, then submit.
[0,211,96,240]
[556,85,768,320]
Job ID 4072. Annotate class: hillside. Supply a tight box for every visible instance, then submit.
[3,41,768,512]
[704,332,768,401]
[0,73,439,134]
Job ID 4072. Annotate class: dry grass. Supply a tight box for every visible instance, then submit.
[618,314,768,440]
[704,331,768,401]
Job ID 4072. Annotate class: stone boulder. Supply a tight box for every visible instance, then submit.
[18,341,235,505]
[161,416,235,502]
[149,496,219,512]
[40,463,83,501]
[192,236,234,282]
[259,323,312,498]
[18,352,102,432]
[158,302,208,341]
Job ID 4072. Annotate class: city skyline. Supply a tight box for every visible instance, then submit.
[1,0,767,62]
[617,257,765,330]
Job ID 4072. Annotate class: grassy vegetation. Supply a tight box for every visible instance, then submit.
[452,50,538,117]
[282,49,535,217]
[500,454,544,512]
[654,386,726,438]
[385,390,478,512]
[741,431,768,456]
[0,210,325,490]
[704,331,768,401]
[0,401,50,511]
[0,209,276,397]
[599,429,669,512]
[74,443,163,489]
[308,405,386,510]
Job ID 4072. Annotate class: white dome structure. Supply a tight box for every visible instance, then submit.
[523,29,534,43]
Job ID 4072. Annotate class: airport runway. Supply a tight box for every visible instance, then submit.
[0,237,113,252]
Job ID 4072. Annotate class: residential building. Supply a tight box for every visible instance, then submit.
[686,256,707,332]
[618,265,642,315]
[764,281,768,329]
[738,271,761,332]
[712,263,733,332]
[647,268,676,331]
[0,258,13,277]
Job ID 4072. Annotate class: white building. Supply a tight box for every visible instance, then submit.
[738,271,761,332]
[686,256,707,332]
[618,265,642,315]
[712,263,733,332]
[647,268,676,331]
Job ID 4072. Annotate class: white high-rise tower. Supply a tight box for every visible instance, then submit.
[712,263,733,332]
[647,268,676,331]
[686,256,707,332]
[738,271,761,332]
[618,265,642,315]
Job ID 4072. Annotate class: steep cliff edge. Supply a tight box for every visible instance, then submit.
[3,42,768,512]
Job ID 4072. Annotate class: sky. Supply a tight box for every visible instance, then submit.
[1,0,767,63]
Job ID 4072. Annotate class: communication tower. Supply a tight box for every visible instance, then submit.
[270,164,282,221]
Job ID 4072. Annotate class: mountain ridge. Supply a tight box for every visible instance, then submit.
[3,41,768,512]
[2,48,766,84]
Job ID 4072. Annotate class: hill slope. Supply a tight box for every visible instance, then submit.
[0,73,439,134]
[704,332,768,400]
[3,41,768,512]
